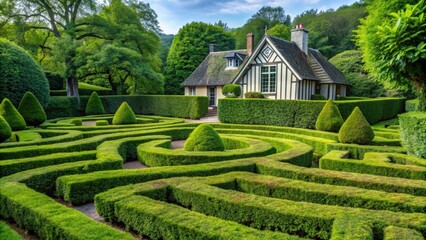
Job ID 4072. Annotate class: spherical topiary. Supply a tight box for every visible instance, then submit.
[17,92,47,126]
[85,92,105,115]
[222,84,242,98]
[112,102,137,125]
[315,99,344,132]
[0,98,26,131]
[184,124,225,151]
[0,38,50,107]
[338,107,374,145]
[0,116,12,143]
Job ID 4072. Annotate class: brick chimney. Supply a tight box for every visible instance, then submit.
[247,33,254,56]
[209,44,217,53]
[291,24,309,54]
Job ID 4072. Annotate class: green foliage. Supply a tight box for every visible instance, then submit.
[315,99,344,132]
[57,118,83,126]
[17,92,47,126]
[384,226,424,240]
[45,95,208,119]
[311,94,326,100]
[222,84,241,98]
[45,72,64,90]
[85,92,105,115]
[406,99,418,112]
[244,92,265,98]
[329,50,386,97]
[96,120,109,126]
[0,38,50,107]
[164,22,235,94]
[399,112,426,158]
[184,124,225,152]
[0,98,26,131]
[0,221,24,240]
[267,24,291,40]
[355,0,424,109]
[338,107,374,145]
[250,6,291,26]
[0,116,12,143]
[294,3,366,58]
[219,98,405,129]
[112,102,137,125]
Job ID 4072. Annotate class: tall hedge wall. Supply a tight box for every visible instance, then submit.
[45,95,208,119]
[218,98,405,129]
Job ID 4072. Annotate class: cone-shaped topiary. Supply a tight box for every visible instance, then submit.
[17,92,47,126]
[112,102,137,125]
[0,98,26,131]
[0,116,12,143]
[338,107,374,145]
[85,92,105,115]
[315,99,344,132]
[184,124,225,151]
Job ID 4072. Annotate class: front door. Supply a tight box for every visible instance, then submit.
[209,87,216,106]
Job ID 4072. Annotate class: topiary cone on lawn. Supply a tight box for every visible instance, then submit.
[315,99,344,132]
[184,124,225,151]
[338,107,374,145]
[0,115,12,143]
[112,102,137,125]
[85,91,105,115]
[0,98,26,130]
[18,91,47,126]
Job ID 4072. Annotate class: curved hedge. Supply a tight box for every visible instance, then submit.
[0,38,50,107]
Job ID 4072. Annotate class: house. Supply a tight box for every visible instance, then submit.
[182,24,350,106]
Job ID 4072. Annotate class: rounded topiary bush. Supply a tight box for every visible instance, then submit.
[399,112,426,158]
[222,84,241,98]
[338,107,374,145]
[112,102,137,125]
[18,92,47,126]
[315,99,344,132]
[85,92,105,115]
[0,38,50,107]
[184,124,225,151]
[0,98,26,131]
[0,116,12,143]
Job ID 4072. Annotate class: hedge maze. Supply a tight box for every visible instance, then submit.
[0,114,425,240]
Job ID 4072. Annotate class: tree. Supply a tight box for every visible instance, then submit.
[250,6,291,26]
[164,22,235,94]
[356,0,424,110]
[329,50,386,97]
[233,18,269,49]
[267,24,290,40]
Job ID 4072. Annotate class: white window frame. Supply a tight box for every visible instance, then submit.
[260,65,276,94]
[189,87,196,96]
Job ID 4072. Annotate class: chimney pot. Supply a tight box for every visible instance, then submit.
[247,33,254,56]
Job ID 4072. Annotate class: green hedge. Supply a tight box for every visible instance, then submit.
[0,221,24,240]
[44,72,64,90]
[45,95,208,119]
[399,112,426,159]
[320,151,426,180]
[405,99,418,112]
[218,98,406,128]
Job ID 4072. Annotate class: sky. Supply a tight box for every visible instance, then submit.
[144,0,359,34]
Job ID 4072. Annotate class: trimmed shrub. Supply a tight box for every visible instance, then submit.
[85,92,105,115]
[45,72,64,90]
[0,221,24,240]
[112,102,137,125]
[184,124,225,151]
[96,120,109,126]
[0,116,12,143]
[222,84,241,98]
[399,112,426,158]
[315,99,344,132]
[311,94,326,100]
[18,92,47,126]
[57,118,83,126]
[0,98,26,131]
[245,92,265,98]
[338,107,374,145]
[0,38,50,107]
[405,99,418,112]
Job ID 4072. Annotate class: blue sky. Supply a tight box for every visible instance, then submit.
[145,0,359,34]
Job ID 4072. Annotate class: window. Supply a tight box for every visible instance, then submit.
[227,58,240,68]
[260,66,276,93]
[189,87,196,96]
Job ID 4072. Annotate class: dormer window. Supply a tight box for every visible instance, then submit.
[225,52,245,69]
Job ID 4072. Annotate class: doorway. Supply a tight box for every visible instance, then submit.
[209,87,216,106]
